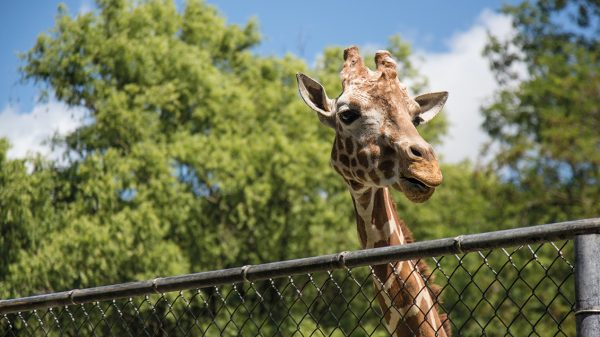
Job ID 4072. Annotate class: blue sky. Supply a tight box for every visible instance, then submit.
[208,1,516,55]
[0,0,520,162]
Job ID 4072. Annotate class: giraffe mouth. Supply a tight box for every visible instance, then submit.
[404,177,430,189]
[393,177,436,203]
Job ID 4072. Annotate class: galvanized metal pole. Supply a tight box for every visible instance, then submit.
[575,234,600,336]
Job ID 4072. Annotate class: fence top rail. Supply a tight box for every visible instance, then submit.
[1,217,599,315]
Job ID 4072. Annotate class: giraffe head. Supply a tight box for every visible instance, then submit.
[297,46,448,203]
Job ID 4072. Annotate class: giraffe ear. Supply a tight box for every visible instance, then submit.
[296,73,336,128]
[412,91,448,126]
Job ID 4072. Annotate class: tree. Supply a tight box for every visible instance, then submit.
[483,0,600,225]
[5,0,356,297]
[474,2,600,335]
[0,140,58,279]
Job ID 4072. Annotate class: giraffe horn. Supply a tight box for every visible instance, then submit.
[374,50,397,79]
[340,46,368,85]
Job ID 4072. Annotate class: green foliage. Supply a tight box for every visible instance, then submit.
[475,2,600,335]
[4,0,358,297]
[0,140,59,282]
[483,0,600,225]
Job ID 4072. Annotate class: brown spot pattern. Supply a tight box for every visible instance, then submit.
[357,192,372,210]
[339,154,350,167]
[345,137,354,154]
[378,160,395,179]
[352,200,368,247]
[372,189,389,229]
[349,180,363,191]
[336,137,344,151]
[357,149,369,168]
[381,145,395,157]
[355,169,365,180]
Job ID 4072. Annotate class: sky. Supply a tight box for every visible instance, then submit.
[0,0,520,162]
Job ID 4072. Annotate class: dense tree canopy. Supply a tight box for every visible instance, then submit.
[483,0,600,225]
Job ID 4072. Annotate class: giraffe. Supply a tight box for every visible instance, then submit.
[296,46,450,337]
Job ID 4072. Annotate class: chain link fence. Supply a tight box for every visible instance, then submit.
[1,219,599,337]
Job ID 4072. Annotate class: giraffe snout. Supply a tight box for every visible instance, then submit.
[396,140,443,187]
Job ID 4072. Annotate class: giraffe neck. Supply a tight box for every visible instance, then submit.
[349,186,409,249]
[348,186,448,337]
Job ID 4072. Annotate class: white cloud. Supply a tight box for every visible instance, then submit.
[0,101,86,160]
[416,9,517,163]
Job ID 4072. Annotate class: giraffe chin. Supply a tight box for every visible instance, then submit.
[392,179,436,203]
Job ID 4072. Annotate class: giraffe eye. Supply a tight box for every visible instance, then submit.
[413,116,424,127]
[339,110,360,124]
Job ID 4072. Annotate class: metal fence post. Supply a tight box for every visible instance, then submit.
[575,234,600,336]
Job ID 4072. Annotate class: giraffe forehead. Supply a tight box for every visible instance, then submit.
[339,78,410,113]
[336,88,370,109]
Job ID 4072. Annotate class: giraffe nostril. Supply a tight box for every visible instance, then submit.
[410,146,423,158]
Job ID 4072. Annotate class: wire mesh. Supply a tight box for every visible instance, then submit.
[0,240,575,337]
